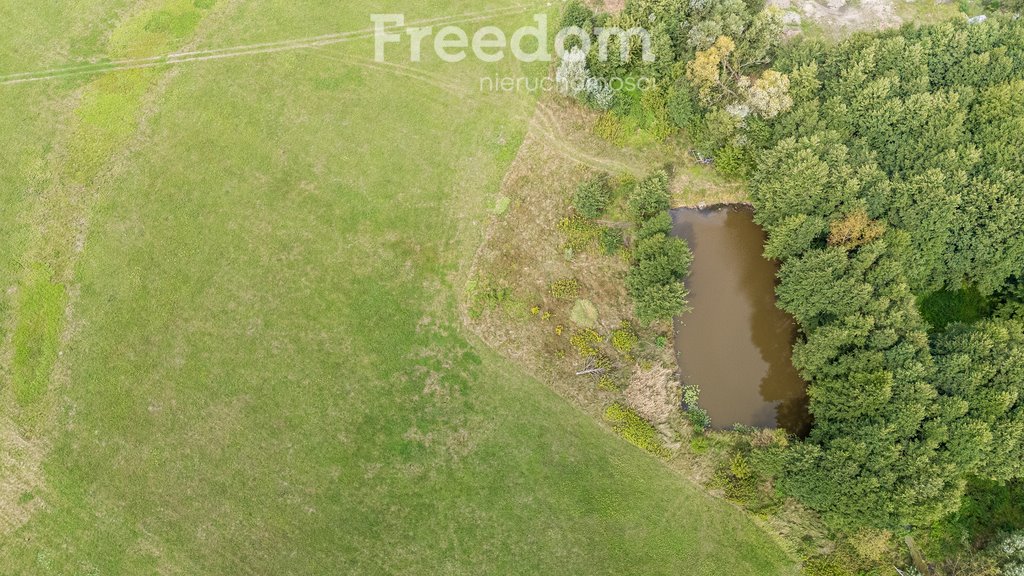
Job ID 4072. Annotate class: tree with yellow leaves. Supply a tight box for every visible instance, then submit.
[686,36,739,107]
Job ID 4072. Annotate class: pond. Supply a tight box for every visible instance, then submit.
[671,205,811,436]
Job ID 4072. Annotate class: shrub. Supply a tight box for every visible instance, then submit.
[594,112,626,144]
[730,453,751,480]
[557,214,600,251]
[628,171,671,223]
[583,78,615,110]
[560,0,594,31]
[615,174,637,199]
[627,234,693,324]
[471,280,514,311]
[847,529,894,564]
[570,329,602,357]
[611,322,639,356]
[637,86,674,141]
[690,437,709,454]
[628,235,692,291]
[667,81,699,131]
[597,375,620,391]
[603,403,670,457]
[1001,533,1024,576]
[682,384,700,408]
[599,228,624,254]
[683,384,712,432]
[689,107,739,153]
[549,278,580,300]
[573,174,612,219]
[555,47,589,98]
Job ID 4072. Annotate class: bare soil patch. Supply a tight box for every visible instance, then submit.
[771,0,905,38]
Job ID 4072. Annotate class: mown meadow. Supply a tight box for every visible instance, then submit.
[0,1,795,573]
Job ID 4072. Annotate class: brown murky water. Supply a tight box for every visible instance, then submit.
[671,205,811,435]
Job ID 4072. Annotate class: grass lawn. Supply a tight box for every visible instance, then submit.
[1,1,796,574]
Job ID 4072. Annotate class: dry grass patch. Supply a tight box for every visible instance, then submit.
[0,421,46,535]
[624,364,678,424]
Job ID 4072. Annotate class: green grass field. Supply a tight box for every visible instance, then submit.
[0,1,796,573]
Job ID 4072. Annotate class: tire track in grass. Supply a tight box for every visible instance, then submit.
[0,3,546,86]
[306,48,469,99]
[531,100,639,175]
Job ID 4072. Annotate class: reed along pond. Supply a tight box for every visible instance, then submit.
[671,205,811,436]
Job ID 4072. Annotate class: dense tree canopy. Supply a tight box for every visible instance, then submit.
[747,16,1024,531]
[933,319,1024,482]
[760,17,1024,294]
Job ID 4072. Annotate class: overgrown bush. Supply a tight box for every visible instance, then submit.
[469,279,518,317]
[846,529,894,565]
[624,171,693,324]
[667,80,699,131]
[627,233,693,324]
[560,0,594,32]
[636,211,673,241]
[599,228,624,254]
[573,174,612,219]
[611,322,639,356]
[713,144,750,178]
[557,214,600,252]
[631,281,689,325]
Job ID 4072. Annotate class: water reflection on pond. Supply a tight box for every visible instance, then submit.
[671,205,811,436]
